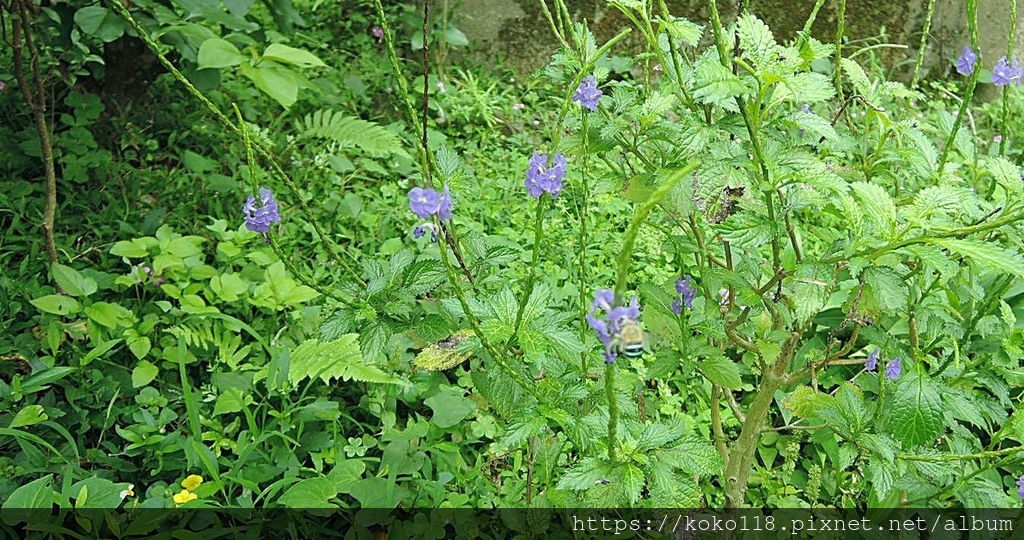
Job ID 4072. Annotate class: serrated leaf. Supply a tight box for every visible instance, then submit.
[865,459,897,500]
[840,57,872,95]
[661,15,703,47]
[699,356,742,389]
[736,13,778,68]
[778,72,835,103]
[888,370,943,447]
[863,266,907,312]
[930,239,1024,279]
[413,331,473,368]
[791,262,832,323]
[692,51,751,109]
[662,434,724,475]
[783,386,833,419]
[850,182,896,237]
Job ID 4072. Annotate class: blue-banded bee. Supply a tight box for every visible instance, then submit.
[614,320,646,359]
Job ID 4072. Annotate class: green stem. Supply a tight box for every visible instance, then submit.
[910,0,937,89]
[999,0,1017,156]
[614,162,702,299]
[834,0,846,102]
[372,0,433,182]
[510,196,549,342]
[437,226,543,402]
[578,113,591,375]
[605,361,618,461]
[937,0,979,177]
[108,0,365,288]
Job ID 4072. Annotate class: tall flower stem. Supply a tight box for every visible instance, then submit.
[108,1,365,289]
[999,0,1017,156]
[438,230,542,401]
[910,0,937,89]
[577,113,591,374]
[510,196,549,340]
[606,162,700,462]
[937,0,980,177]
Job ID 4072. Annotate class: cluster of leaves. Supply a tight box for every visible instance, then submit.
[2,0,1023,530]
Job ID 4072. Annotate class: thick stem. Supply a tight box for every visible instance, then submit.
[722,332,799,508]
[11,0,58,263]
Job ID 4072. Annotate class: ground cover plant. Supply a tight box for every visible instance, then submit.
[1,0,1024,537]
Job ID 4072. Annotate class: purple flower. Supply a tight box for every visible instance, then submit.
[885,357,902,380]
[991,56,1022,86]
[675,275,697,312]
[800,104,812,114]
[671,299,683,315]
[371,26,384,43]
[438,185,453,220]
[956,46,977,76]
[408,185,453,221]
[572,75,602,112]
[413,222,439,242]
[0,81,6,92]
[587,289,640,364]
[1016,475,1024,500]
[865,348,880,371]
[243,187,281,239]
[525,151,567,198]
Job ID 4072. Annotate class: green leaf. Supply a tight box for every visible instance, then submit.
[131,361,159,388]
[84,302,133,328]
[661,15,703,47]
[296,109,408,157]
[240,63,299,108]
[208,272,246,301]
[1,475,54,511]
[197,38,246,69]
[51,263,97,297]
[74,6,109,34]
[288,335,408,387]
[10,405,47,428]
[110,238,156,258]
[81,339,121,367]
[699,356,742,389]
[213,387,249,416]
[424,386,476,428]
[735,13,778,68]
[126,333,151,360]
[888,369,943,447]
[30,294,81,316]
[791,262,832,323]
[863,266,907,312]
[850,182,896,237]
[277,477,339,508]
[262,43,326,67]
[929,239,1024,280]
[692,51,751,109]
[69,478,131,508]
[443,26,469,47]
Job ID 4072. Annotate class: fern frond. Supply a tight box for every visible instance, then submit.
[295,110,409,158]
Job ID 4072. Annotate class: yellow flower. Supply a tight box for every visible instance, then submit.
[181,475,204,491]
[173,490,197,505]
